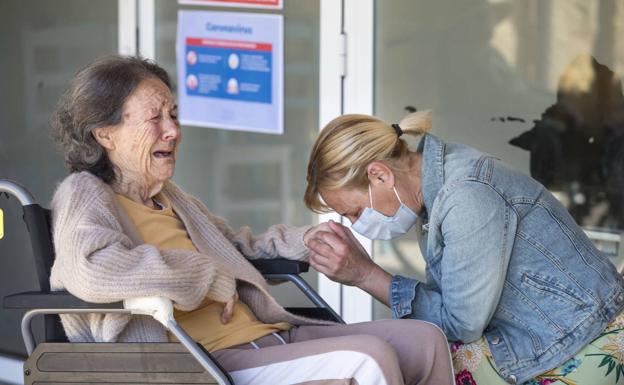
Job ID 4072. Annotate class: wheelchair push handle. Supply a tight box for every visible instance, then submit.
[0,179,36,206]
[0,179,55,292]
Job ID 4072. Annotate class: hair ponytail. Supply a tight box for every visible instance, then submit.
[398,109,432,136]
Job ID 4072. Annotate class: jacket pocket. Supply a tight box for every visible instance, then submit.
[522,272,588,309]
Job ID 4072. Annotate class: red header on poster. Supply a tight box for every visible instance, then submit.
[186,37,272,51]
[188,0,279,5]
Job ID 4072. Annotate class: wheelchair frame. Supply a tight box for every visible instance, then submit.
[0,179,343,385]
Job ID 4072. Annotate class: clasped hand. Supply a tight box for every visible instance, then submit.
[303,220,376,286]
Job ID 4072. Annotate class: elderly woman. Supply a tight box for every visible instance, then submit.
[304,111,624,385]
[48,55,453,385]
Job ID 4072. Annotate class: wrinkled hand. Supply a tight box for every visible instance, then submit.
[303,221,333,246]
[220,291,239,324]
[306,220,376,286]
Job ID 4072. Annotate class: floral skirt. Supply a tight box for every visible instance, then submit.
[452,312,624,385]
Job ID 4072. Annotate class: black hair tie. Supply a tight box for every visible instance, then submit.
[391,123,403,137]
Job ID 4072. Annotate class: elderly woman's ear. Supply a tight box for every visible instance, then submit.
[92,126,116,151]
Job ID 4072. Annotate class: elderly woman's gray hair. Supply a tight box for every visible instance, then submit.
[51,55,172,183]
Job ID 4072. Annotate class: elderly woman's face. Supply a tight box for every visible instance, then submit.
[104,77,180,188]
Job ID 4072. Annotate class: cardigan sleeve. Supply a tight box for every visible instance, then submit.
[49,175,236,311]
[184,193,312,261]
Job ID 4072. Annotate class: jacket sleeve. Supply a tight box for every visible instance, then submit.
[185,193,311,261]
[390,181,517,343]
[50,176,236,311]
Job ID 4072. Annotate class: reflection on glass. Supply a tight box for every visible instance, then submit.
[373,0,624,320]
[510,55,624,233]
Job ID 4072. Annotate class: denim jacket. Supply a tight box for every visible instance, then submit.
[390,134,624,384]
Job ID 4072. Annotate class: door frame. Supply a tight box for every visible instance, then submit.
[318,0,375,324]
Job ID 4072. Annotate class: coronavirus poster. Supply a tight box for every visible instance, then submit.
[176,10,283,134]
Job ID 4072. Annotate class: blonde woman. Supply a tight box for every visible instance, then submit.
[304,111,624,385]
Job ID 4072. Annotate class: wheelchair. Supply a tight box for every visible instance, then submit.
[0,179,344,385]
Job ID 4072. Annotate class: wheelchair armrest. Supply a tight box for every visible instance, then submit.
[285,307,343,323]
[250,258,310,275]
[3,291,123,309]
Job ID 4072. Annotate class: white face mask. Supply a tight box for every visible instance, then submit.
[351,185,419,240]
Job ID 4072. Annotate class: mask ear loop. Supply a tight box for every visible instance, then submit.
[392,187,404,205]
[368,184,375,210]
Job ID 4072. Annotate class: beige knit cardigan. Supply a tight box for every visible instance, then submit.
[50,171,331,343]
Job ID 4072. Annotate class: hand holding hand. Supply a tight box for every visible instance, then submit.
[303,221,333,246]
[305,220,377,286]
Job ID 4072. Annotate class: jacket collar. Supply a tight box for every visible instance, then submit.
[419,133,446,217]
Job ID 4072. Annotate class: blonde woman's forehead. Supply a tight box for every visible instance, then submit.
[319,187,368,215]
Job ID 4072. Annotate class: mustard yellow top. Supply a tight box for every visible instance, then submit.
[116,193,291,352]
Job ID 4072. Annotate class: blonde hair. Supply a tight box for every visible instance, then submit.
[305,110,432,213]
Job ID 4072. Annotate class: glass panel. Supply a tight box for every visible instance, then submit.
[154,1,321,305]
[373,0,624,319]
[0,0,118,355]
